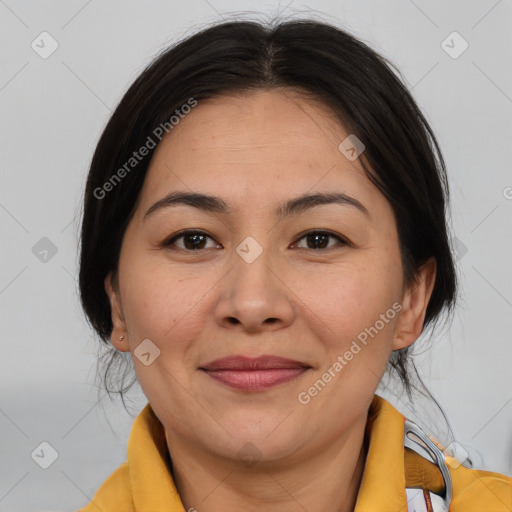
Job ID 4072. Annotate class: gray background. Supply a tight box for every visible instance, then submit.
[0,1,511,510]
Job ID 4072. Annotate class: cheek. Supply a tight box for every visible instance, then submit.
[118,263,208,411]
[119,257,208,351]
[309,261,399,334]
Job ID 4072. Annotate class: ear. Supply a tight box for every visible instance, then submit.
[393,257,437,350]
[104,271,130,352]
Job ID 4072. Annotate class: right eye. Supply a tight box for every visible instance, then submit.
[161,230,222,251]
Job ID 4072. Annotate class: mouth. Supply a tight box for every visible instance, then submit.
[199,355,312,392]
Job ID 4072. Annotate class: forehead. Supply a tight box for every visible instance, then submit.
[151,88,347,158]
[139,89,379,213]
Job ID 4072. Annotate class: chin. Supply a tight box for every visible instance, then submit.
[220,415,303,456]
[221,432,303,468]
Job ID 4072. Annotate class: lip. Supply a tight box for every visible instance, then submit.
[199,355,311,391]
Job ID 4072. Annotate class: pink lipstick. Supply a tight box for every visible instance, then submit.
[199,355,311,391]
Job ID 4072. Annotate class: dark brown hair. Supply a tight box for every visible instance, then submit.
[78,18,457,410]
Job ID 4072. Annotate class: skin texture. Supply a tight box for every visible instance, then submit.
[105,88,436,511]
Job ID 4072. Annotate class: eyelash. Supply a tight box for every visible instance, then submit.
[161,229,351,252]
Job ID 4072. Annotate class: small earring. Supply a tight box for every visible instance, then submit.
[119,335,124,341]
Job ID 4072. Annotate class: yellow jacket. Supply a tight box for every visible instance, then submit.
[77,395,512,511]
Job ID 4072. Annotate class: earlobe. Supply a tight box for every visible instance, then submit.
[104,272,130,352]
[392,258,437,351]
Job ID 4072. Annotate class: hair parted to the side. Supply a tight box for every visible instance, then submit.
[78,17,457,415]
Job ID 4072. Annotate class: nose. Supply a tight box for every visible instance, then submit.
[213,244,296,333]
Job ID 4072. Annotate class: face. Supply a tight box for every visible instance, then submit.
[105,89,435,465]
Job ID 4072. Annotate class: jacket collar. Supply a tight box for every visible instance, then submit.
[128,403,185,511]
[354,395,407,511]
[126,395,407,511]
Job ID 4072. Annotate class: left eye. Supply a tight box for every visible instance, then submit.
[293,231,348,250]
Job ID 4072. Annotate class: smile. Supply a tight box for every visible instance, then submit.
[199,355,312,391]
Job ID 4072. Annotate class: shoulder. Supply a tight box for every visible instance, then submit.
[392,396,512,512]
[75,461,134,511]
[448,460,512,512]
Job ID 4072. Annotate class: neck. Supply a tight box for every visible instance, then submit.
[165,415,369,512]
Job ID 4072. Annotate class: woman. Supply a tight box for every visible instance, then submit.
[77,18,512,511]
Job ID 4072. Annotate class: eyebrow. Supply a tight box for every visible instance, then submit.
[143,190,370,221]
